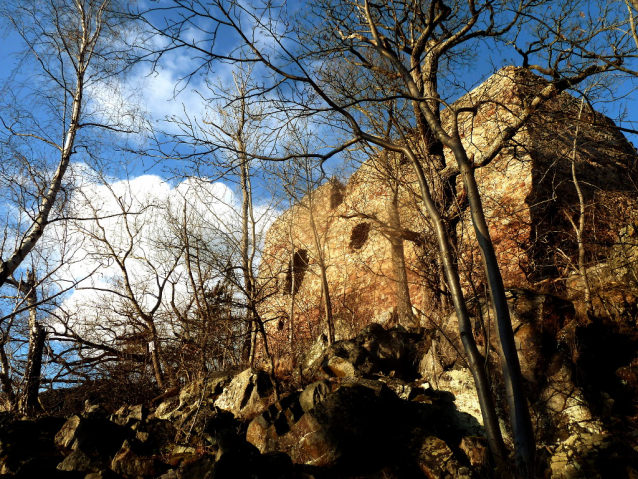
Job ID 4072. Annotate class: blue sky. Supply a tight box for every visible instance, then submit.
[1,3,636,182]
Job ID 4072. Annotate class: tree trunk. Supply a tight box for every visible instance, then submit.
[148,324,165,389]
[6,270,46,415]
[0,340,16,410]
[568,98,594,316]
[308,201,335,345]
[448,136,535,473]
[404,147,510,468]
[387,189,418,329]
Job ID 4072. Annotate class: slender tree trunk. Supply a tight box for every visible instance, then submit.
[308,201,335,345]
[148,324,165,389]
[448,136,535,473]
[567,98,593,316]
[404,147,510,468]
[6,271,46,415]
[20,273,45,415]
[0,338,16,410]
[0,40,89,289]
[387,189,418,329]
[288,228,296,352]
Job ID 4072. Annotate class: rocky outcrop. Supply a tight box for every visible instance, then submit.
[2,319,638,478]
[247,379,405,472]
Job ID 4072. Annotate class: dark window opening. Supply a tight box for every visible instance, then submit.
[277,320,285,331]
[350,223,371,250]
[284,249,309,295]
[330,185,344,209]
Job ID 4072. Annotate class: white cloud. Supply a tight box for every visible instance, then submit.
[53,164,277,344]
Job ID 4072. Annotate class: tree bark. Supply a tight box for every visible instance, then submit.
[386,189,418,329]
[308,199,335,345]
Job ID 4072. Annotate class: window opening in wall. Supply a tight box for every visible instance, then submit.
[350,223,371,250]
[284,249,309,295]
[330,184,344,209]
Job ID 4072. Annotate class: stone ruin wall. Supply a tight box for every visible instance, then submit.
[258,67,638,362]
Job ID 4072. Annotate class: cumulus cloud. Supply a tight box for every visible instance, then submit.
[53,163,277,343]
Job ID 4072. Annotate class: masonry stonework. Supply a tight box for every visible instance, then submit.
[258,67,638,363]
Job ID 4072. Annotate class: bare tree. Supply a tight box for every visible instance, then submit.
[0,0,142,290]
[137,0,626,472]
[60,178,184,389]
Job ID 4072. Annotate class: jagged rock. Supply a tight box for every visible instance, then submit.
[246,393,304,455]
[355,324,425,380]
[425,369,488,438]
[154,373,236,424]
[376,376,414,400]
[56,448,104,472]
[0,416,66,476]
[111,404,149,427]
[548,432,624,479]
[158,456,215,479]
[459,436,489,468]
[155,396,181,420]
[311,340,380,380]
[55,415,131,457]
[85,470,122,479]
[307,325,424,382]
[413,436,460,479]
[83,402,110,419]
[299,380,332,412]
[179,374,234,409]
[213,368,274,419]
[299,334,330,380]
[131,419,177,457]
[248,381,403,473]
[539,353,601,436]
[111,439,166,478]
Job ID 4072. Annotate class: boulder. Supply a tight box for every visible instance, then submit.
[539,353,601,436]
[55,415,131,457]
[85,470,122,479]
[179,373,234,409]
[426,369,489,439]
[413,436,461,479]
[548,432,617,479]
[248,380,403,474]
[111,404,149,427]
[299,380,332,412]
[155,396,181,421]
[213,369,274,419]
[354,323,424,379]
[298,334,330,380]
[246,393,304,454]
[54,415,83,449]
[459,436,489,468]
[56,448,105,473]
[111,439,167,478]
[308,325,424,382]
[0,416,66,476]
[311,340,380,380]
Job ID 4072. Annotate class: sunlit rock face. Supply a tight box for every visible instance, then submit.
[258,67,638,360]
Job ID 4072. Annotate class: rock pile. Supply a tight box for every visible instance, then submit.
[1,313,637,478]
